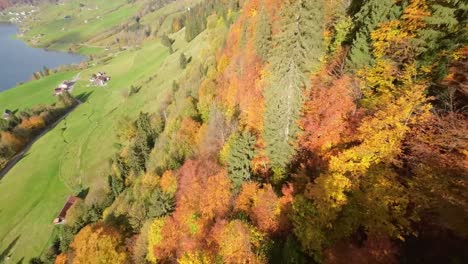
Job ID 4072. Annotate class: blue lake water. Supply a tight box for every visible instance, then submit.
[0,23,85,91]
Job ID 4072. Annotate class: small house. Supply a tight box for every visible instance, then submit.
[54,80,76,95]
[3,109,12,120]
[54,87,66,95]
[53,196,79,225]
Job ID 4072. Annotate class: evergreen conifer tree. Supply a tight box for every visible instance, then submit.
[180,53,188,69]
[263,0,326,179]
[416,1,468,79]
[227,131,256,190]
[254,6,272,60]
[346,0,402,71]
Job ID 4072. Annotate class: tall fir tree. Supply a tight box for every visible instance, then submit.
[254,6,272,60]
[264,59,304,180]
[227,131,256,190]
[263,0,326,180]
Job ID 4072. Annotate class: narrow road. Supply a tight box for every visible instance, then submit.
[71,72,81,82]
[0,73,83,180]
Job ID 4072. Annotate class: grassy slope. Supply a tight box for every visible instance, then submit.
[0,71,78,109]
[21,0,140,51]
[0,24,208,261]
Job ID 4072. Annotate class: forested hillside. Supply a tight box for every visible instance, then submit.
[10,0,467,263]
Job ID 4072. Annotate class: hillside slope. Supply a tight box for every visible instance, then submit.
[0,29,210,262]
[0,1,208,262]
[1,0,467,263]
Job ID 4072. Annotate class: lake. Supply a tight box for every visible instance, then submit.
[0,23,85,91]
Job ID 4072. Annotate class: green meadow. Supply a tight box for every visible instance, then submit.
[0,12,209,261]
[21,0,141,51]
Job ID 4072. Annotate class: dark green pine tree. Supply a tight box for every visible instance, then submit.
[160,34,174,48]
[180,53,188,69]
[148,188,175,218]
[307,0,326,72]
[227,131,256,190]
[263,0,326,180]
[263,59,304,181]
[254,6,272,60]
[108,174,125,198]
[135,112,156,149]
[346,0,402,71]
[128,141,148,173]
[57,91,76,108]
[108,154,129,197]
[417,1,468,80]
[126,112,155,173]
[268,0,325,74]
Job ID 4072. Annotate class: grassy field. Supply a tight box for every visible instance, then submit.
[0,71,78,109]
[20,0,141,51]
[0,22,209,261]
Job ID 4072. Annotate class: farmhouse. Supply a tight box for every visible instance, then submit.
[53,196,79,225]
[54,80,76,95]
[89,72,111,86]
[2,109,12,120]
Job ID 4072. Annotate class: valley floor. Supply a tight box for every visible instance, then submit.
[0,25,207,261]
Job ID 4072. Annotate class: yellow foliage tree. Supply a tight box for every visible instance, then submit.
[178,251,213,264]
[160,170,177,195]
[309,82,431,211]
[141,171,160,188]
[213,220,267,264]
[147,217,167,263]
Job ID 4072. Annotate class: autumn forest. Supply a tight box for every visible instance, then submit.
[18,0,468,263]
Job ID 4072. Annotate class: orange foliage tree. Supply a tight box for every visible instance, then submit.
[19,115,46,130]
[69,223,128,264]
[54,254,68,264]
[235,182,291,234]
[299,74,356,155]
[0,131,25,152]
[149,159,233,260]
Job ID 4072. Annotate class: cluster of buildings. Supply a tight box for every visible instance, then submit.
[89,72,111,86]
[5,8,36,24]
[52,71,111,96]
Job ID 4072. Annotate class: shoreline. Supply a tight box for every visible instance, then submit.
[0,23,87,92]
